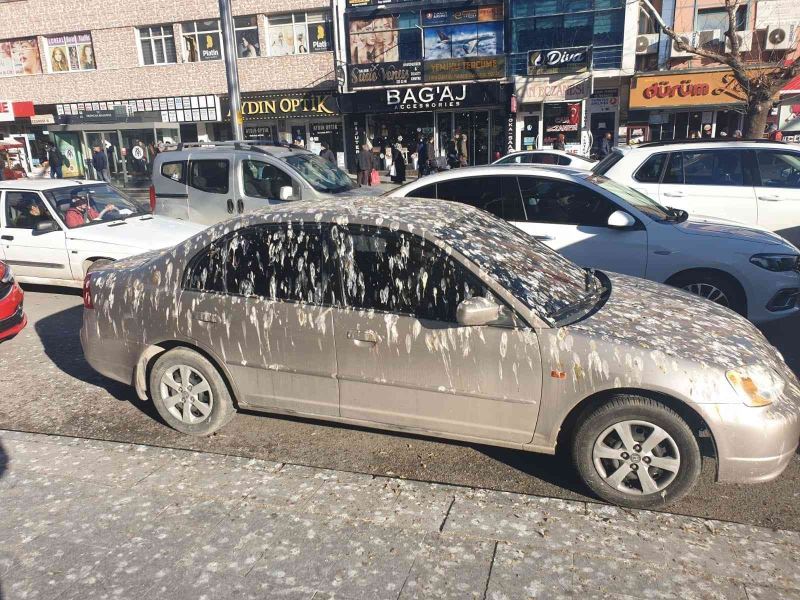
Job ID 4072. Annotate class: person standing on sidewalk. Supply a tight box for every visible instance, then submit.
[357,143,372,187]
[598,132,612,159]
[390,143,406,184]
[319,141,336,165]
[92,146,109,182]
[552,133,566,150]
[47,143,63,179]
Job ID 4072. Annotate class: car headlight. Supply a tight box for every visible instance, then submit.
[726,365,785,407]
[750,253,800,272]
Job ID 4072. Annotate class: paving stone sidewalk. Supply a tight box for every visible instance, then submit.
[1,430,799,600]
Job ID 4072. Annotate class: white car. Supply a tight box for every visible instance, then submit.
[593,140,800,246]
[493,150,595,170]
[387,165,800,324]
[0,179,204,287]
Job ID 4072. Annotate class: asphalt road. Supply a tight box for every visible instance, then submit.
[1,285,799,531]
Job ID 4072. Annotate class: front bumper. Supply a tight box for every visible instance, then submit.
[747,268,800,323]
[0,282,26,341]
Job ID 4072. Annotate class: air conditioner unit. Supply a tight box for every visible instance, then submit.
[671,32,697,57]
[766,23,797,50]
[635,33,660,55]
[725,30,753,52]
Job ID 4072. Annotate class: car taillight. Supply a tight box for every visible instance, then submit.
[149,185,156,213]
[0,261,11,284]
[83,274,94,309]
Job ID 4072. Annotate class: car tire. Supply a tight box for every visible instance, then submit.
[572,395,701,509]
[149,348,235,436]
[668,271,746,316]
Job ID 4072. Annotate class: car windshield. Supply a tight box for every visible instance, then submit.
[586,174,672,221]
[283,153,356,194]
[432,208,598,324]
[44,183,146,229]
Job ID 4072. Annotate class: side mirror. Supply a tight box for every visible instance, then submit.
[279,185,293,201]
[34,221,58,235]
[456,296,502,327]
[607,210,636,229]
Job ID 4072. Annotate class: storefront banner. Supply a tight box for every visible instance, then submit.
[350,61,423,88]
[349,16,401,64]
[527,47,589,75]
[0,100,13,122]
[515,74,591,104]
[589,88,619,112]
[57,95,219,124]
[221,92,340,121]
[341,81,506,113]
[543,102,582,133]
[30,114,56,125]
[421,5,503,26]
[423,22,503,60]
[424,56,505,82]
[347,0,416,6]
[0,38,43,77]
[628,70,775,109]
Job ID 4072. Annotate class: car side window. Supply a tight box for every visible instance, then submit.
[634,153,667,183]
[4,192,60,231]
[557,155,571,166]
[339,224,485,322]
[530,154,558,165]
[242,160,293,199]
[435,176,526,221]
[518,176,617,227]
[408,183,438,199]
[662,152,684,184]
[756,151,800,188]
[682,150,745,186]
[160,161,187,183]
[185,223,341,305]
[189,159,229,194]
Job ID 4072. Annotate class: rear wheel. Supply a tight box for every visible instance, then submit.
[149,348,235,436]
[572,395,701,509]
[668,271,746,316]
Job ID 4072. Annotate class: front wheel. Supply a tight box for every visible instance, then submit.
[668,272,746,316]
[572,395,701,509]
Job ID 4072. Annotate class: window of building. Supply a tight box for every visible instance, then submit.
[234,16,260,58]
[347,12,421,64]
[44,33,95,73]
[517,176,617,226]
[266,12,332,57]
[181,20,222,62]
[137,25,177,65]
[696,6,747,32]
[0,37,44,76]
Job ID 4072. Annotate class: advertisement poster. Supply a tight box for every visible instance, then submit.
[349,17,400,64]
[310,22,332,52]
[350,60,423,87]
[54,132,84,178]
[45,34,94,72]
[234,16,260,57]
[424,21,503,59]
[544,102,582,133]
[424,56,505,82]
[269,24,295,56]
[199,32,222,61]
[0,38,43,76]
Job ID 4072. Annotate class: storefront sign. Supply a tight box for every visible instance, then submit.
[57,95,220,124]
[424,56,506,83]
[222,92,340,121]
[527,47,589,75]
[350,61,423,88]
[310,122,343,135]
[341,81,506,114]
[506,113,516,152]
[630,70,752,109]
[515,74,591,104]
[589,89,619,112]
[0,99,13,122]
[30,114,55,125]
[544,102,582,133]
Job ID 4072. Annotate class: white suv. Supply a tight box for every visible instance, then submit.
[594,140,800,246]
[387,165,800,324]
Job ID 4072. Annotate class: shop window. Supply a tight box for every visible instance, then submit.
[189,160,229,194]
[756,151,800,188]
[137,25,177,66]
[267,12,332,56]
[0,37,43,76]
[542,103,582,146]
[234,16,260,58]
[181,20,222,62]
[348,12,421,64]
[634,153,668,183]
[44,33,95,73]
[435,176,527,222]
[517,177,617,226]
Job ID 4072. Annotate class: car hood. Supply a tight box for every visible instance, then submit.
[66,215,206,249]
[671,214,791,247]
[570,272,789,374]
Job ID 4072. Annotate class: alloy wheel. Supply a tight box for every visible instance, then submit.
[159,365,214,425]
[681,283,730,306]
[592,419,681,495]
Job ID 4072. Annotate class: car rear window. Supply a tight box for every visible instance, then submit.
[592,149,624,175]
[161,161,187,183]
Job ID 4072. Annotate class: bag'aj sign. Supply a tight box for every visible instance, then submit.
[386,85,467,110]
[527,47,589,75]
[224,92,340,121]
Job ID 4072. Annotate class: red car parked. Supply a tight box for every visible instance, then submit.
[0,260,26,341]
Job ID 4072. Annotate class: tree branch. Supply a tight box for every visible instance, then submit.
[724,0,742,62]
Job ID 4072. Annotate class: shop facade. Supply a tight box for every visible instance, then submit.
[0,99,51,177]
[626,69,748,143]
[341,81,509,172]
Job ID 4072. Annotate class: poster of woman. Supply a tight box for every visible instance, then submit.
[1,38,43,76]
[50,46,69,71]
[79,44,94,69]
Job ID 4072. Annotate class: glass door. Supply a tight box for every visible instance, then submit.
[121,129,156,188]
[454,111,490,166]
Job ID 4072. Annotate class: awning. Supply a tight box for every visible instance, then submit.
[781,75,800,94]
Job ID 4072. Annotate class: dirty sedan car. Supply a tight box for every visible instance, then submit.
[81,198,800,509]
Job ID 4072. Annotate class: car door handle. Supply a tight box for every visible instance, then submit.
[237,199,244,213]
[533,235,554,241]
[0,235,13,241]
[662,191,684,197]
[758,195,782,201]
[194,311,220,324]
[347,329,378,346]
[226,199,234,214]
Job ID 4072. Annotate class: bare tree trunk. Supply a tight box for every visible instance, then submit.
[743,97,771,139]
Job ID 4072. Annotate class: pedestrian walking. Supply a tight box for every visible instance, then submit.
[92,146,110,181]
[390,143,406,184]
[357,143,372,186]
[454,127,468,166]
[425,136,436,174]
[552,133,566,150]
[417,136,428,175]
[47,143,63,179]
[319,141,336,165]
[598,132,613,159]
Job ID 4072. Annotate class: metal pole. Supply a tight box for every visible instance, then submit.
[219,0,243,140]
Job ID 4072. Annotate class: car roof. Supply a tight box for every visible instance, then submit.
[625,140,789,152]
[502,150,592,160]
[0,178,103,191]
[388,165,590,189]
[156,141,313,160]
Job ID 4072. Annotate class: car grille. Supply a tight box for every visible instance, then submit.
[0,303,23,331]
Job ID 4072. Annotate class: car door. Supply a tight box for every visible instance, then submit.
[331,223,543,444]
[0,190,72,281]
[515,176,648,277]
[154,159,189,220]
[658,150,757,225]
[236,157,297,213]
[752,148,800,246]
[179,222,340,416]
[186,155,235,225]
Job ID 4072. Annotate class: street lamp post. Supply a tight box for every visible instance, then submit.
[219,0,243,140]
